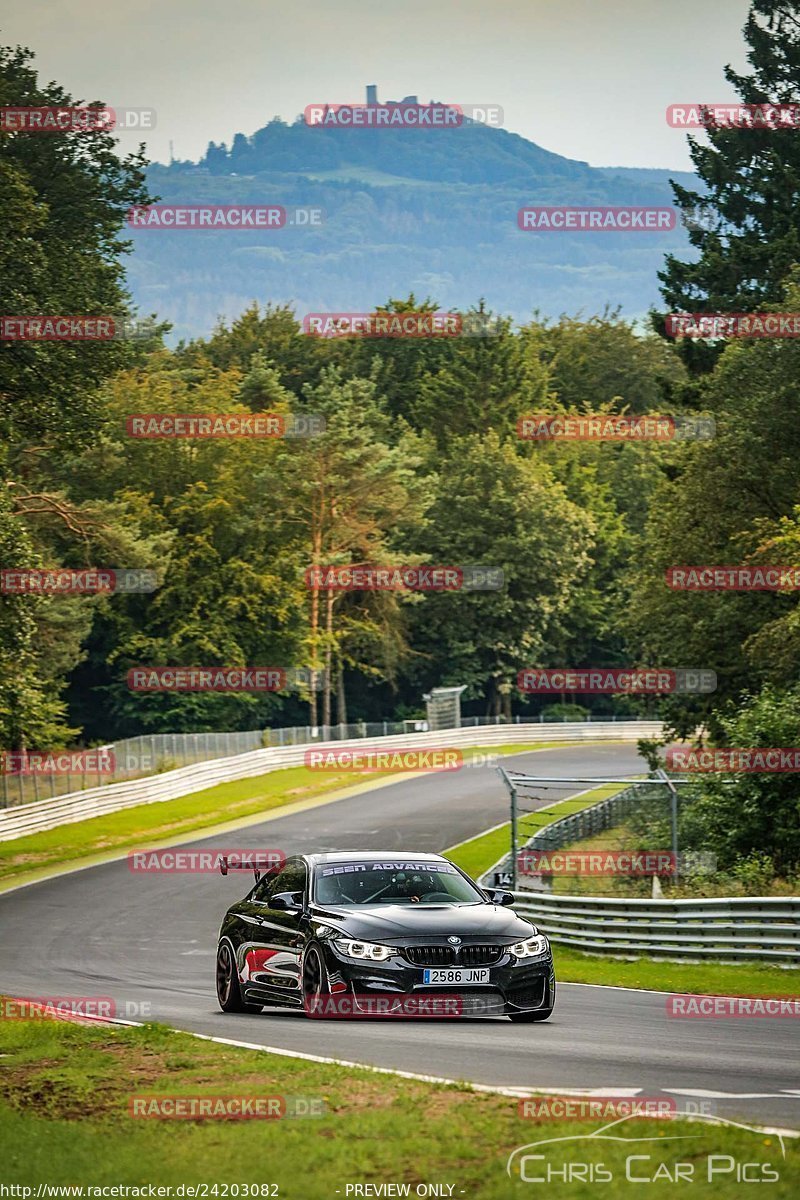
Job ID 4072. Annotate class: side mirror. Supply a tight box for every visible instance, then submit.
[490,889,515,907]
[268,890,303,914]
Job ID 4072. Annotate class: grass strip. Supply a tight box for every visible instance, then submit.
[0,1013,796,1196]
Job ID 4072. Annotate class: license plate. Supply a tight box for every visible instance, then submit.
[422,968,490,985]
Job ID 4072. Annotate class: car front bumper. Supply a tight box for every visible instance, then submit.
[320,942,556,1016]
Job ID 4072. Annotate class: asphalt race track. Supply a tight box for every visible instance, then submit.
[1,744,798,1130]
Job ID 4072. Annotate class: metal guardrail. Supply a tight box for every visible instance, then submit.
[0,713,643,808]
[481,782,800,962]
[510,891,800,961]
[0,720,661,842]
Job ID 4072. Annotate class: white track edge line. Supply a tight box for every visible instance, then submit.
[12,1006,798,1138]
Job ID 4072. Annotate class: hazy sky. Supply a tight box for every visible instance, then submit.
[5,0,752,168]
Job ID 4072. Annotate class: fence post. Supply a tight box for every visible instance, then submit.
[498,768,519,891]
[656,768,680,880]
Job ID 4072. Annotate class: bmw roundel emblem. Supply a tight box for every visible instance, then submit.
[448,936,461,945]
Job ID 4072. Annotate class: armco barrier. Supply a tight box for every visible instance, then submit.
[479,782,800,962]
[510,891,800,961]
[0,720,661,842]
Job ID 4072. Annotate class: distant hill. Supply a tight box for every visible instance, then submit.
[128,115,700,340]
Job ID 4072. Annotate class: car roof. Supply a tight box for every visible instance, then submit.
[303,851,449,867]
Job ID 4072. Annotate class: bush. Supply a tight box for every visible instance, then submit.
[678,686,800,877]
[540,703,590,722]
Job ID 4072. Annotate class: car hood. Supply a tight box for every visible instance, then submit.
[310,902,536,942]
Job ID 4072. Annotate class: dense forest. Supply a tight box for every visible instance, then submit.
[3,2,800,882]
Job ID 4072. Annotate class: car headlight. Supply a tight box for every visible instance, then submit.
[333,938,394,961]
[508,935,549,959]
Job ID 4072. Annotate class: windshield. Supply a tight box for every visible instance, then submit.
[313,860,484,906]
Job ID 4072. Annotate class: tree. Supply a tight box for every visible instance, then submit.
[677,685,800,877]
[0,44,152,748]
[0,491,78,750]
[341,295,457,426]
[659,2,800,334]
[406,432,594,716]
[627,284,800,735]
[188,303,327,397]
[63,355,302,738]
[410,304,548,444]
[268,366,432,724]
[0,45,151,448]
[524,310,686,414]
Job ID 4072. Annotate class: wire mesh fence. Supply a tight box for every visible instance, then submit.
[1,712,637,809]
[490,772,708,894]
[0,729,267,809]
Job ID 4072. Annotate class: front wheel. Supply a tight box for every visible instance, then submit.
[216,940,262,1013]
[509,1007,553,1023]
[302,945,330,1018]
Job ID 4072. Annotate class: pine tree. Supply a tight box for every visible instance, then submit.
[658,3,800,341]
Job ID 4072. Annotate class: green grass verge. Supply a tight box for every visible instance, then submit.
[1,1015,796,1196]
[445,786,799,997]
[0,741,569,889]
[551,944,799,994]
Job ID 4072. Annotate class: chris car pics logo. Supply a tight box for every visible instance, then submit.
[506,1113,785,1184]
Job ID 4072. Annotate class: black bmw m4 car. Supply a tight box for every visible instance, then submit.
[215,851,555,1021]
